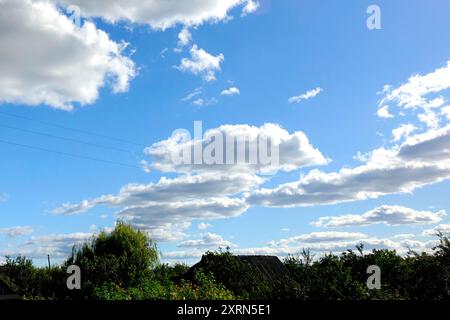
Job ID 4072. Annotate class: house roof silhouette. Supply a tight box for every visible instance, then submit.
[235,255,290,283]
[187,254,291,285]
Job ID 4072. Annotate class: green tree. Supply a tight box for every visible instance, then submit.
[67,221,159,297]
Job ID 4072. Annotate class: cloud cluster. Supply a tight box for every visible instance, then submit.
[311,205,446,228]
[380,61,450,111]
[55,0,255,29]
[378,60,450,130]
[248,125,450,207]
[146,123,328,174]
[53,172,259,241]
[0,0,135,110]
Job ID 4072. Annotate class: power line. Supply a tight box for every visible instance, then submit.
[0,123,132,153]
[0,110,146,147]
[0,138,140,169]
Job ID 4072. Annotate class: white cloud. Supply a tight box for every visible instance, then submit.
[192,97,218,106]
[182,87,203,101]
[399,124,450,162]
[198,222,212,230]
[117,197,248,241]
[241,0,259,16]
[392,233,416,240]
[177,232,234,249]
[54,172,262,215]
[422,223,450,236]
[0,0,136,110]
[379,61,450,128]
[221,87,240,96]
[441,106,450,120]
[146,123,328,174]
[311,205,446,228]
[177,28,192,47]
[0,226,34,238]
[176,45,224,81]
[52,172,259,241]
[14,232,93,259]
[271,231,367,246]
[288,87,323,104]
[381,61,450,111]
[55,0,251,29]
[248,125,450,207]
[377,105,394,118]
[392,124,417,142]
[418,111,440,128]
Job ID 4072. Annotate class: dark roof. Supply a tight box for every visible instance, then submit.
[236,255,289,283]
[187,254,291,284]
[0,275,20,300]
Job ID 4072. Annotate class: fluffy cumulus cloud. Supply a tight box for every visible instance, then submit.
[176,45,224,81]
[241,0,260,16]
[248,125,450,207]
[55,0,255,29]
[377,105,394,119]
[146,123,328,174]
[0,0,135,110]
[380,62,450,111]
[288,87,323,104]
[378,60,450,127]
[221,87,240,96]
[311,205,446,228]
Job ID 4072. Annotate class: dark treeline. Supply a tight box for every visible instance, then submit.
[1,222,449,300]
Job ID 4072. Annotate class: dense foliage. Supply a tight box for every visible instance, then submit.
[1,223,449,300]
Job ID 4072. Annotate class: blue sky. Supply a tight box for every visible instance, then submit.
[1,0,450,265]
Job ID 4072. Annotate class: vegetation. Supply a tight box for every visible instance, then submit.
[1,223,449,300]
